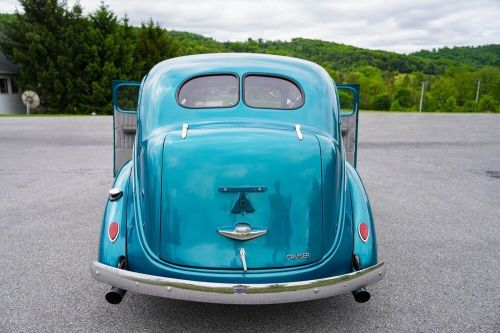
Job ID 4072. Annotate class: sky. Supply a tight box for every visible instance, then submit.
[1,0,499,54]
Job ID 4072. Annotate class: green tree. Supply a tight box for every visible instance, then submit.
[0,0,89,113]
[346,66,387,109]
[478,95,498,112]
[426,77,459,112]
[372,94,391,110]
[476,67,500,102]
[461,100,477,112]
[447,68,475,106]
[133,19,180,79]
[390,99,402,111]
[394,88,413,109]
[442,96,459,112]
[1,5,499,114]
[83,4,135,114]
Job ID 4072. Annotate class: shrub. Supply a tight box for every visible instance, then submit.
[394,88,413,108]
[461,100,477,112]
[478,95,498,112]
[442,97,459,112]
[371,94,391,110]
[390,100,403,111]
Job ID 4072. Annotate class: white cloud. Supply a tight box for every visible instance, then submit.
[1,0,499,53]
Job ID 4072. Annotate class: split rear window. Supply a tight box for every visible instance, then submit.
[177,74,304,110]
[244,75,303,109]
[177,75,239,108]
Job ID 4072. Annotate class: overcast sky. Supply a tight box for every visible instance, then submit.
[1,0,499,53]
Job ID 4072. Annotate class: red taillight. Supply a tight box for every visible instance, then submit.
[108,222,119,242]
[358,222,369,243]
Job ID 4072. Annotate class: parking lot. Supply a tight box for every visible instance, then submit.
[0,113,499,332]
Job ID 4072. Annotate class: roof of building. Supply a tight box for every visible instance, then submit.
[0,53,19,74]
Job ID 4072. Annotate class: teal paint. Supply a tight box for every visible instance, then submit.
[99,53,379,284]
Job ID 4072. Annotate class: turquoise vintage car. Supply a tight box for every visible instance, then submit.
[91,53,385,305]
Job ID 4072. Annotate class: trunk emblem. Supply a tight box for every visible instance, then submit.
[217,223,267,241]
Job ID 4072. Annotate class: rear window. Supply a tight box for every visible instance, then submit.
[244,75,304,109]
[177,75,238,108]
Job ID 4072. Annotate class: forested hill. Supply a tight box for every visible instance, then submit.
[171,32,441,74]
[1,7,499,113]
[3,12,496,74]
[169,31,499,73]
[412,45,500,68]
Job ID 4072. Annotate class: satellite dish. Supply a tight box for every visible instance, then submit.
[21,90,40,115]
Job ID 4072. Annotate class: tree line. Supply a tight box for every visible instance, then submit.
[0,0,498,114]
[0,1,178,114]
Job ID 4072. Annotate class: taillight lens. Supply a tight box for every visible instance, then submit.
[358,222,369,243]
[108,222,119,242]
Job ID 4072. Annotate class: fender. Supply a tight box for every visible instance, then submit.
[98,161,133,267]
[92,54,385,305]
[346,162,378,268]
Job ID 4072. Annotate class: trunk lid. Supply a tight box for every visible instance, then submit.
[159,126,325,270]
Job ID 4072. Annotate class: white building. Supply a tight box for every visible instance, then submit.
[0,54,25,114]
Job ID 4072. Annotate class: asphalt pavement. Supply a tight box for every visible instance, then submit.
[0,113,499,332]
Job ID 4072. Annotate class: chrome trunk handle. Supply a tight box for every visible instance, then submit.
[217,224,267,241]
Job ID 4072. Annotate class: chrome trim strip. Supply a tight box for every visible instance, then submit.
[294,124,303,141]
[181,123,189,139]
[91,261,385,305]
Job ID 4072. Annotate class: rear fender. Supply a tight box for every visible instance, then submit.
[98,161,133,267]
[345,162,378,268]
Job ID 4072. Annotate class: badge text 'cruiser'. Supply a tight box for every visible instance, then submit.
[286,252,311,260]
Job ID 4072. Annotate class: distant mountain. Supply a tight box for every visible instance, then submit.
[168,33,439,74]
[412,45,500,68]
[166,31,498,75]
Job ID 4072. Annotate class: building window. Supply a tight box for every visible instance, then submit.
[10,78,19,93]
[0,78,8,94]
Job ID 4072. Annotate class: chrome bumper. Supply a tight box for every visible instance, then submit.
[91,261,386,305]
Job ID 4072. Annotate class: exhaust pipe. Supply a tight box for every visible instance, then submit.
[351,254,371,303]
[105,258,127,305]
[106,287,126,304]
[352,287,371,303]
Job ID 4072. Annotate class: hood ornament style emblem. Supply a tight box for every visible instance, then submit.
[217,223,267,241]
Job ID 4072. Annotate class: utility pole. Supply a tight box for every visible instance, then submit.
[419,82,425,112]
[475,79,481,103]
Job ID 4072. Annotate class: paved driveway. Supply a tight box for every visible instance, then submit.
[0,114,498,332]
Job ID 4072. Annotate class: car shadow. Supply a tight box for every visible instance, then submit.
[117,293,373,332]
